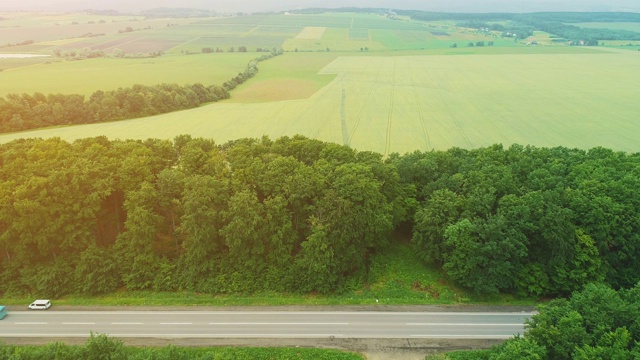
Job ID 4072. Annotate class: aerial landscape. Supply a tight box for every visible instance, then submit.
[0,0,639,359]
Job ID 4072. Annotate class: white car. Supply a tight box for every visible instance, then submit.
[28,299,51,310]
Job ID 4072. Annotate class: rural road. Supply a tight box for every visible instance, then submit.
[0,307,535,359]
[1,310,532,339]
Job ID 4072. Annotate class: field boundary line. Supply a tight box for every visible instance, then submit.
[167,36,203,52]
[340,86,349,146]
[432,72,473,148]
[384,58,397,157]
[241,25,261,38]
[348,57,377,145]
[410,61,432,150]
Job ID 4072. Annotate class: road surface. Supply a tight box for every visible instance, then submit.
[0,310,532,339]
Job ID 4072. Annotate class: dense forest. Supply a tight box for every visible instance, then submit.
[0,136,638,298]
[0,50,282,134]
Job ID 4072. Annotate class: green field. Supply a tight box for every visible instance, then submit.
[0,52,256,97]
[2,49,638,155]
[1,12,639,155]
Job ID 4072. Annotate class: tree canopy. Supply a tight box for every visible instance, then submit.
[1,137,638,298]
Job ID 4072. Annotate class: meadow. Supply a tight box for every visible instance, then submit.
[1,11,639,155]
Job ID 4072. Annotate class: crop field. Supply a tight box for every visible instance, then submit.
[0,14,192,46]
[2,50,638,155]
[0,53,257,97]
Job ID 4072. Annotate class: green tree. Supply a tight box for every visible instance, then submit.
[178,175,229,292]
[75,245,119,295]
[490,335,547,360]
[83,332,127,360]
[113,182,162,290]
[412,189,464,265]
[443,215,528,294]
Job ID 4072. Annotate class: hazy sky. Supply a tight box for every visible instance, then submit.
[1,0,639,13]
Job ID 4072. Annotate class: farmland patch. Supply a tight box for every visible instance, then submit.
[229,79,321,102]
[296,27,327,40]
[3,52,638,156]
[348,28,369,41]
[0,53,257,97]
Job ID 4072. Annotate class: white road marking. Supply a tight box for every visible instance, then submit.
[209,322,349,325]
[411,335,514,339]
[407,323,524,326]
[2,333,346,338]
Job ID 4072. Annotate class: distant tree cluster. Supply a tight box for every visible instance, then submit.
[0,137,638,299]
[53,47,106,59]
[0,83,228,133]
[203,46,252,54]
[1,39,35,48]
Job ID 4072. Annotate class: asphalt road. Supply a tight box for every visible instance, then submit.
[0,310,532,339]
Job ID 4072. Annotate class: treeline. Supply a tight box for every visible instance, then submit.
[0,137,639,298]
[459,20,535,40]
[408,11,640,42]
[397,145,640,296]
[0,333,362,360]
[440,283,640,359]
[400,11,640,23]
[0,50,282,134]
[0,84,228,133]
[293,8,640,42]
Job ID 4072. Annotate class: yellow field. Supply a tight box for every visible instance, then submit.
[295,27,327,40]
[0,53,257,97]
[3,51,638,155]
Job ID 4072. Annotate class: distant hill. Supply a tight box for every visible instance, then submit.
[1,0,640,14]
